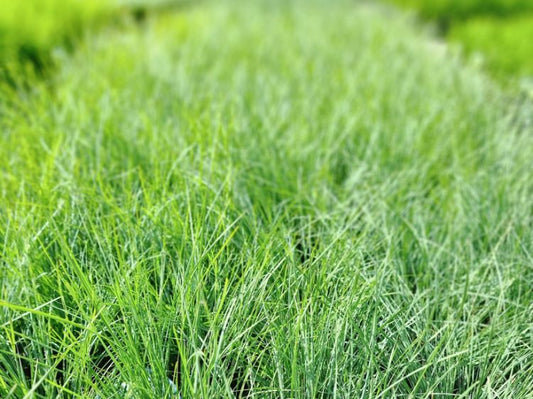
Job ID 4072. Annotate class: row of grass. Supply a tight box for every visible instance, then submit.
[1,0,533,397]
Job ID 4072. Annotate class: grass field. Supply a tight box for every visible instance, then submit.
[1,0,533,398]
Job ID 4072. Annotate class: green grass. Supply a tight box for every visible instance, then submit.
[1,0,533,397]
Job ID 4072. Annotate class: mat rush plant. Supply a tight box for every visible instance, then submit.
[1,0,532,398]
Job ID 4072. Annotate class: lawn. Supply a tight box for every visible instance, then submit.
[1,0,532,398]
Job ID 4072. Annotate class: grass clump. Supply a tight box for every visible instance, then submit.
[1,0,532,397]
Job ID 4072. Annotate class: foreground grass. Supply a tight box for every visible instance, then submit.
[1,0,532,397]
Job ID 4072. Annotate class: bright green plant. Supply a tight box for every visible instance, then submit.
[388,0,533,21]
[387,0,533,82]
[0,0,110,63]
[449,15,533,79]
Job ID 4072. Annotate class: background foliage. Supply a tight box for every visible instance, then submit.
[389,0,533,82]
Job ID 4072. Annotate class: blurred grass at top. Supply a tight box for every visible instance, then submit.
[389,0,533,84]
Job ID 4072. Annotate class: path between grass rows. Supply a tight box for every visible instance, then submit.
[1,1,532,398]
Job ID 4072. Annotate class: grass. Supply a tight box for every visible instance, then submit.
[1,0,533,397]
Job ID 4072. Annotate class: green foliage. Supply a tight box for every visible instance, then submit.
[0,1,110,56]
[0,0,112,82]
[389,0,533,21]
[388,0,533,82]
[1,1,532,397]
[450,15,533,79]
[0,0,192,79]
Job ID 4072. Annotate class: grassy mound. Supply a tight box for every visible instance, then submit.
[1,0,532,397]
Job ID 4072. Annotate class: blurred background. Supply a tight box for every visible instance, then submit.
[0,0,186,82]
[1,0,532,85]
[388,0,533,83]
[0,0,533,86]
